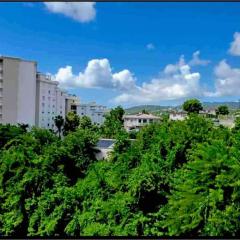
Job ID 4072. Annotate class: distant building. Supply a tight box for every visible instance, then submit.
[65,94,80,115]
[199,108,216,117]
[77,102,107,125]
[0,56,37,126]
[169,111,188,121]
[123,113,161,131]
[36,73,67,130]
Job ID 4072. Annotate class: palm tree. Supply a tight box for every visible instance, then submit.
[54,115,64,138]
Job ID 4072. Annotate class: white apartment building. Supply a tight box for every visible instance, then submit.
[0,56,37,126]
[123,113,161,131]
[36,73,67,130]
[77,102,107,125]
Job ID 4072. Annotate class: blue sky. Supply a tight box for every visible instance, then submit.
[0,2,240,107]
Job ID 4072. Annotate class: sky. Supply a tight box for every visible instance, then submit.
[0,2,240,107]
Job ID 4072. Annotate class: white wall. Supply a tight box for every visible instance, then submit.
[37,76,59,129]
[77,102,107,125]
[17,61,37,126]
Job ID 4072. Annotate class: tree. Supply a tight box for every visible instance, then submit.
[17,123,29,132]
[63,112,80,136]
[79,116,93,130]
[216,105,229,116]
[54,115,64,138]
[182,99,203,114]
[142,109,149,114]
[101,106,125,138]
[0,124,26,149]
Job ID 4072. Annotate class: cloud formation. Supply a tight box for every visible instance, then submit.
[44,2,96,23]
[53,59,136,91]
[114,58,202,104]
[229,32,240,56]
[206,60,240,97]
[189,51,210,66]
[51,48,239,105]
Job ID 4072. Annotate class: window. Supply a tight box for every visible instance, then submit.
[143,119,147,123]
[60,111,62,114]
[81,113,84,115]
[42,111,44,114]
[42,103,45,107]
[138,119,141,123]
[149,119,153,123]
[47,123,50,127]
[42,96,45,100]
[48,90,50,94]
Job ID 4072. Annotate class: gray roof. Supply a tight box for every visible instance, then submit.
[97,139,116,149]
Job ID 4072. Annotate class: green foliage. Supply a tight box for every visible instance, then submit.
[183,99,203,114]
[0,110,240,237]
[63,112,80,135]
[54,115,64,138]
[216,105,229,116]
[101,106,125,138]
[0,124,26,149]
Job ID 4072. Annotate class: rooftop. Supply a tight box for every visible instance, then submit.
[123,113,161,119]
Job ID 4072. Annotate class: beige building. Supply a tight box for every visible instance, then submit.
[123,113,161,131]
[0,56,37,126]
[65,94,80,115]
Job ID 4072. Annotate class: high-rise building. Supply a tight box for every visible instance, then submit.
[36,73,67,130]
[0,56,37,126]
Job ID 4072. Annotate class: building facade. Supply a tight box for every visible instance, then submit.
[65,95,80,115]
[0,56,37,126]
[77,102,107,125]
[169,111,188,121]
[123,113,161,131]
[36,73,67,130]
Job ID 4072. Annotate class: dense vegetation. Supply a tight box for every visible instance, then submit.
[0,107,240,237]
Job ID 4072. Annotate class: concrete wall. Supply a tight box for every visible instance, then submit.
[17,60,37,126]
[2,58,19,124]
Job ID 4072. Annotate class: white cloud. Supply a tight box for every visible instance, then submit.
[44,2,96,23]
[114,61,202,104]
[146,43,155,50]
[188,50,210,66]
[229,32,240,56]
[53,58,136,91]
[206,60,240,97]
[51,50,239,105]
[164,55,186,74]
